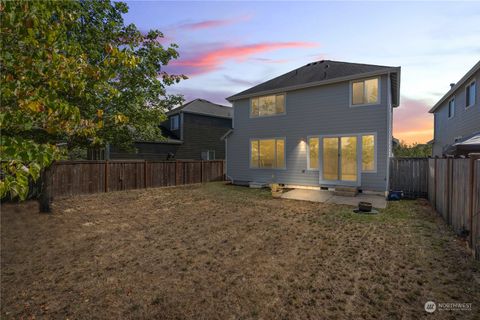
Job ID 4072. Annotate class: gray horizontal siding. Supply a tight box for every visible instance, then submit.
[227,75,390,192]
[111,143,179,160]
[433,71,480,156]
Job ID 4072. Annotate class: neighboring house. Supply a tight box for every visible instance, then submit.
[223,60,401,193]
[110,99,232,160]
[392,137,400,150]
[429,60,480,157]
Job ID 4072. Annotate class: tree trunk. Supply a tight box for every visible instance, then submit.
[38,165,53,213]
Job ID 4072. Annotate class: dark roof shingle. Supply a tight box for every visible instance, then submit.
[168,99,232,118]
[227,60,398,101]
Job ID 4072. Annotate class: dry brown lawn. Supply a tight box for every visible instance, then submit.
[1,182,480,319]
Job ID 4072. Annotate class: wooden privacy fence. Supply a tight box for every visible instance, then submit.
[389,158,429,198]
[427,157,480,260]
[390,156,480,260]
[49,160,225,198]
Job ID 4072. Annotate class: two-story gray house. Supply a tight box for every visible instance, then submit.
[429,61,480,157]
[223,60,401,193]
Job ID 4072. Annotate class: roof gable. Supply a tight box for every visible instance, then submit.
[168,99,232,118]
[227,60,400,102]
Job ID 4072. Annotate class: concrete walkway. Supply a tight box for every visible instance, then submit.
[281,189,387,209]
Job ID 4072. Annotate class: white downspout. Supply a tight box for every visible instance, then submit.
[386,74,393,196]
[225,137,233,183]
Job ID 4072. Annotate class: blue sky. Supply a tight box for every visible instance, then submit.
[123,1,480,143]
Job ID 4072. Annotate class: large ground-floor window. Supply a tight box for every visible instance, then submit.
[250,138,285,169]
[307,133,376,174]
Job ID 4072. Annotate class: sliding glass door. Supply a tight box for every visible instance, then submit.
[340,137,357,181]
[321,136,358,184]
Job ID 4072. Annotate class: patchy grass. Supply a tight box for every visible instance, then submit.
[1,182,479,319]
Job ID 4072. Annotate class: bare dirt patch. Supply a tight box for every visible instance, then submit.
[1,183,479,319]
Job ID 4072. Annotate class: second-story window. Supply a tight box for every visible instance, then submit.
[466,81,476,108]
[250,94,285,117]
[170,115,179,130]
[448,97,455,119]
[351,78,379,106]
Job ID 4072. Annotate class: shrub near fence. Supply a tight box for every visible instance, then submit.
[48,160,225,198]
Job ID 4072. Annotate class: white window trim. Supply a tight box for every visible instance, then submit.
[170,115,179,130]
[349,77,382,108]
[317,133,362,187]
[249,93,287,118]
[361,133,378,173]
[208,150,215,160]
[249,137,286,170]
[310,132,377,177]
[202,150,216,160]
[306,136,320,171]
[465,80,476,109]
[448,96,455,119]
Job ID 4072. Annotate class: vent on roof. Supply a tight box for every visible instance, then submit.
[450,83,456,88]
[319,60,325,64]
[324,64,330,69]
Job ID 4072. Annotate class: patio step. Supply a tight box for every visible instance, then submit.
[333,186,358,197]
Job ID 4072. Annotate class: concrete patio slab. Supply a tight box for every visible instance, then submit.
[281,189,334,202]
[281,189,387,209]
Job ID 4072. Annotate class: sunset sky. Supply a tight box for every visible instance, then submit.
[124,1,480,144]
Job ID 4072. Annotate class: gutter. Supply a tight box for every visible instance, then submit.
[227,67,400,102]
[220,129,233,141]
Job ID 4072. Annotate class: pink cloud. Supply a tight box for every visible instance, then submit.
[169,41,318,75]
[249,57,291,64]
[393,97,434,144]
[179,15,252,31]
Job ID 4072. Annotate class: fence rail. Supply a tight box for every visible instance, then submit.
[48,160,225,198]
[390,156,480,260]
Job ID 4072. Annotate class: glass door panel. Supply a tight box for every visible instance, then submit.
[340,136,357,181]
[323,137,339,180]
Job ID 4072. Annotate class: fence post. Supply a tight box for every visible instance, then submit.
[468,154,480,248]
[144,161,148,189]
[184,161,187,185]
[105,160,109,193]
[175,160,179,186]
[433,158,437,209]
[447,158,452,224]
[200,160,204,183]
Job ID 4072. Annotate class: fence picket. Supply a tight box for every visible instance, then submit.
[50,160,225,198]
[390,157,479,260]
[389,158,428,198]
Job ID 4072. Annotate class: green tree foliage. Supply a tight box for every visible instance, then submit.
[393,141,432,158]
[0,0,186,200]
